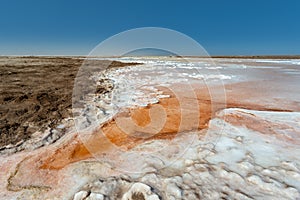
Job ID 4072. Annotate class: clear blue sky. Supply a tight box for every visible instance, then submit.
[0,0,299,55]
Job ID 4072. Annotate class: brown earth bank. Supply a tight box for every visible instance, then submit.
[0,57,138,149]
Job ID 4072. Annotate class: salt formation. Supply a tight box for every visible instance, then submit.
[1,57,300,199]
[69,109,299,200]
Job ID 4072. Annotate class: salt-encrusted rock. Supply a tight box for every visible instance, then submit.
[165,183,182,199]
[182,173,194,186]
[140,173,160,187]
[182,190,199,200]
[122,183,160,200]
[73,191,89,200]
[95,179,118,196]
[86,193,104,200]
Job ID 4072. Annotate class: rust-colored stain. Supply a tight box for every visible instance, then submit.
[131,107,152,127]
[223,111,298,143]
[40,83,217,170]
[29,80,299,171]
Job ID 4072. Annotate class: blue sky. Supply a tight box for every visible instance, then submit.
[0,0,299,55]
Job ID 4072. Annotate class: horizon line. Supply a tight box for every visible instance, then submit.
[1,55,300,59]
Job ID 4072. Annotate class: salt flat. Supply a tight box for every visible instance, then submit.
[0,57,299,199]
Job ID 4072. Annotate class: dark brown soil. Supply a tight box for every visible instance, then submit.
[0,56,137,148]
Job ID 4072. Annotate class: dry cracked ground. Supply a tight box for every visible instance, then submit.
[0,56,300,200]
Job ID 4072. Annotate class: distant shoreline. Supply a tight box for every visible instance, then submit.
[208,55,300,59]
[1,55,300,59]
